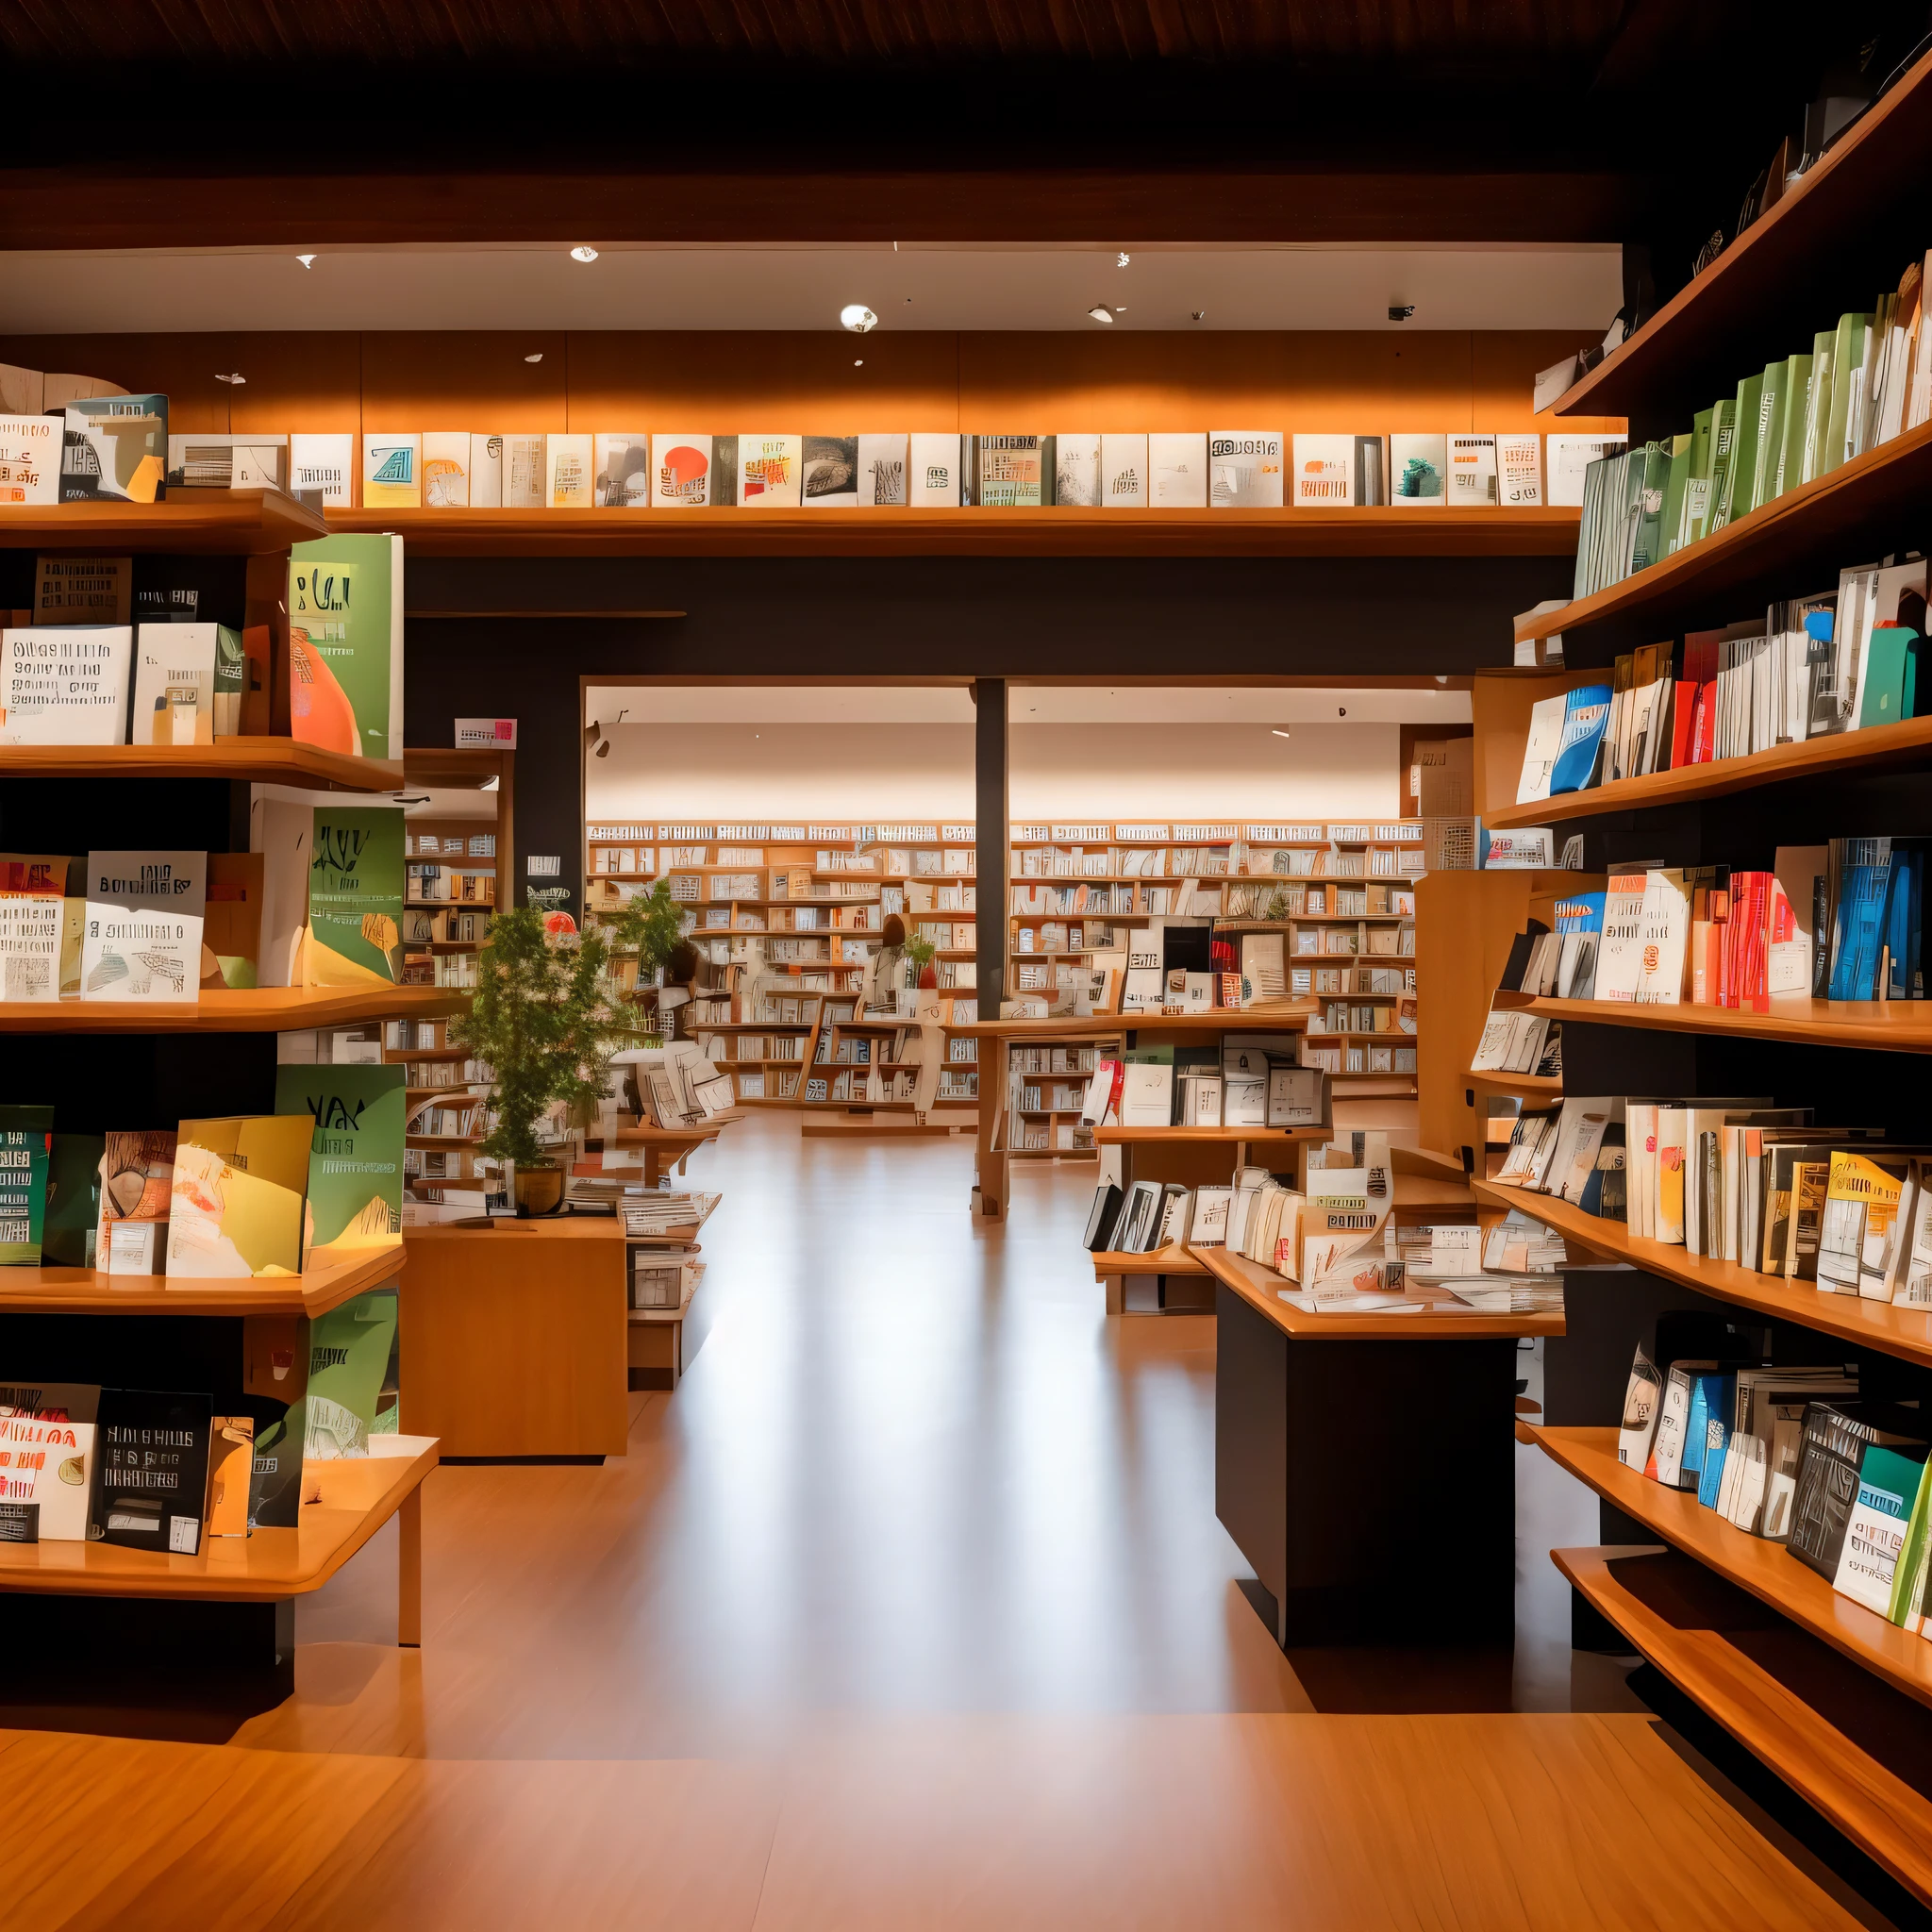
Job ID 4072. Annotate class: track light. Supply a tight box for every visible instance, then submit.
[214,373,245,385]
[841,304,877,333]
[1117,252,1130,268]
[1087,307,1113,325]
[570,245,599,263]
[295,254,315,268]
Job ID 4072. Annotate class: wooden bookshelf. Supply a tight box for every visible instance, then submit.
[1547,42,1932,424]
[1497,993,1932,1056]
[0,1242,405,1321]
[330,504,1582,559]
[0,739,402,791]
[1094,1124,1329,1146]
[1467,1067,1561,1094]
[0,488,325,554]
[1470,1177,1932,1369]
[0,985,467,1033]
[1090,1243,1210,1278]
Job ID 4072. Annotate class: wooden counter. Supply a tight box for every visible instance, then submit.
[398,1220,629,1458]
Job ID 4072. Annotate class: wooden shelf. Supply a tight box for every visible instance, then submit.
[1194,1244,1564,1341]
[329,504,1581,559]
[957,1005,1315,1039]
[1514,417,1932,648]
[1484,715,1932,830]
[1089,1243,1210,1278]
[1503,992,1932,1055]
[0,1434,436,1601]
[1095,1124,1328,1145]
[0,1242,404,1320]
[1555,1543,1932,1909]
[0,985,467,1033]
[1534,1426,1932,1711]
[0,489,325,555]
[1548,44,1932,424]
[0,739,404,791]
[1471,1177,1932,1368]
[1466,1067,1562,1093]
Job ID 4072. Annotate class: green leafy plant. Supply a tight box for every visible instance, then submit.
[449,903,615,1168]
[601,877,687,1043]
[902,932,938,977]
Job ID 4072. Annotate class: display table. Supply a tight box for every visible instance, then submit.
[1195,1244,1563,1649]
[398,1220,629,1458]
[613,1115,737,1186]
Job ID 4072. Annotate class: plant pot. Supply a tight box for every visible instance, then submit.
[512,1163,565,1217]
[918,964,939,989]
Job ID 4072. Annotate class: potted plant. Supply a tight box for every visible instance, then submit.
[449,897,617,1216]
[904,930,939,989]
[601,877,686,1039]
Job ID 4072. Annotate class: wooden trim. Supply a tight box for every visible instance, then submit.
[0,1243,404,1319]
[1497,993,1932,1054]
[1093,1125,1327,1145]
[0,986,468,1034]
[0,740,403,792]
[1090,1244,1210,1278]
[1471,1177,1932,1368]
[0,490,324,553]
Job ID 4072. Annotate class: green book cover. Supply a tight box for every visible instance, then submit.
[1750,357,1787,510]
[1688,407,1713,481]
[287,533,403,761]
[303,1288,399,1457]
[1712,373,1762,529]
[1658,434,1693,557]
[1801,328,1837,483]
[1890,1444,1932,1628]
[1631,443,1673,573]
[306,806,405,988]
[275,1063,405,1264]
[43,1132,103,1267]
[1858,626,1919,728]
[1695,400,1736,542]
[1822,312,1874,477]
[1773,353,1812,498]
[0,1104,53,1265]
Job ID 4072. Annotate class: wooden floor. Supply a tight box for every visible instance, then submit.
[3,1114,1877,1926]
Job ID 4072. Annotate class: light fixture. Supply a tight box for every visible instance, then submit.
[1117,252,1130,268]
[1272,728,1292,740]
[295,253,315,269]
[214,372,245,385]
[1191,310,1207,322]
[525,353,543,363]
[840,304,877,333]
[570,245,599,263]
[1087,307,1113,325]
[854,358,864,367]
[1388,304,1415,323]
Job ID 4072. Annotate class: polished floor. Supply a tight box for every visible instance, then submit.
[6,1114,1885,1927]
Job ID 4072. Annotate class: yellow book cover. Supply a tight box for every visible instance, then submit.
[164,1115,312,1278]
[1818,1149,1908,1298]
[360,433,421,508]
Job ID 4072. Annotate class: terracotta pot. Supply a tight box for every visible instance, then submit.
[918,963,939,989]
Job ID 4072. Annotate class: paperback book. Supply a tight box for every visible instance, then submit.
[88,1389,213,1555]
[166,1114,313,1277]
[288,532,404,761]
[1208,431,1284,508]
[61,394,167,504]
[0,1104,52,1264]
[361,432,421,508]
[305,805,405,987]
[275,1062,406,1263]
[0,625,133,744]
[0,1381,97,1539]
[593,433,651,508]
[79,850,205,1002]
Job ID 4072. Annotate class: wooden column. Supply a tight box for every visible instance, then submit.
[973,676,1008,1012]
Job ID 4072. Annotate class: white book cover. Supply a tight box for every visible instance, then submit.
[651,434,715,508]
[739,435,802,508]
[858,433,908,506]
[1102,432,1148,506]
[1515,694,1567,802]
[0,891,63,1000]
[1120,1062,1174,1125]
[0,625,132,744]
[546,433,592,508]
[80,850,205,1002]
[1498,432,1543,506]
[130,623,219,746]
[1547,434,1622,508]
[909,432,963,506]
[1208,430,1284,507]
[1631,869,1689,1005]
[0,1383,97,1539]
[1390,433,1446,505]
[468,433,503,508]
[1054,432,1101,507]
[1446,434,1498,507]
[1833,1457,1921,1614]
[593,433,651,508]
[800,435,859,508]
[0,413,60,506]
[1148,433,1207,507]
[503,434,545,508]
[166,433,287,491]
[290,432,354,508]
[421,431,471,508]
[361,432,421,508]
[1592,871,1652,1003]
[1769,844,1828,993]
[1291,434,1354,507]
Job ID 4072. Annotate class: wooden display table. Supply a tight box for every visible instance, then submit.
[612,1116,736,1187]
[1197,1244,1561,1650]
[398,1220,628,1457]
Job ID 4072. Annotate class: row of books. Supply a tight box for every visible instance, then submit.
[1063,1038,1331,1132]
[1617,1331,1932,1635]
[1517,560,1926,805]
[1571,252,1932,599]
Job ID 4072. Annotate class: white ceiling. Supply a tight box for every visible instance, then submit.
[0,242,1622,335]
[584,684,1472,726]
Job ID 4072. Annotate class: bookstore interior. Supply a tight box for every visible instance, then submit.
[11,4,1932,1924]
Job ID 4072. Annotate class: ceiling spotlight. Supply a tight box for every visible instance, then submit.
[525,353,543,363]
[295,253,315,269]
[1388,304,1415,323]
[854,358,864,367]
[570,245,599,263]
[1117,252,1130,268]
[1191,310,1207,322]
[841,304,877,333]
[1272,728,1293,739]
[1088,307,1113,324]
[214,372,245,385]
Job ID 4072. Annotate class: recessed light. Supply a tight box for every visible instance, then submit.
[854,358,863,367]
[1087,307,1113,325]
[841,304,877,333]
[295,253,315,269]
[570,245,599,263]
[525,353,543,363]
[214,372,245,385]
[1117,252,1130,268]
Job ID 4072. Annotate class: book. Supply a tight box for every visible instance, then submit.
[858,432,909,506]
[1833,1441,1928,1614]
[593,432,651,508]
[801,435,860,508]
[97,1130,175,1274]
[1815,1149,1909,1298]
[1445,434,1498,507]
[1591,869,1653,1004]
[545,432,592,508]
[1514,695,1567,802]
[0,625,133,744]
[1617,1342,1663,1468]
[166,1114,313,1277]
[33,555,131,625]
[0,413,60,504]
[288,533,404,761]
[1547,434,1623,508]
[1790,1402,1924,1579]
[306,804,405,986]
[0,1381,98,1540]
[290,431,356,508]
[1207,431,1284,507]
[61,394,166,504]
[650,434,718,508]
[79,850,204,1002]
[304,1288,400,1457]
[1355,435,1387,506]
[1631,868,1690,1004]
[467,432,503,507]
[206,1415,254,1538]
[361,432,422,509]
[1148,433,1207,508]
[909,432,964,506]
[1291,434,1353,508]
[0,852,68,1006]
[1889,1441,1932,1628]
[0,1104,52,1265]
[129,622,242,745]
[1497,433,1542,506]
[1554,891,1607,999]
[1390,433,1445,505]
[502,433,545,508]
[1084,1182,1124,1249]
[422,430,472,508]
[275,1062,405,1262]
[42,1131,102,1266]
[1101,433,1147,506]
[1548,684,1612,794]
[89,1389,214,1554]
[739,434,803,508]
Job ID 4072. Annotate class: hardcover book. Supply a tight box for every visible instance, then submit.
[0,1104,52,1264]
[857,432,908,506]
[33,555,131,624]
[61,394,167,504]
[360,432,422,509]
[1291,434,1353,507]
[303,1289,400,1457]
[0,1381,97,1539]
[131,623,242,745]
[0,852,69,1003]
[96,1129,175,1274]
[421,430,472,508]
[1498,433,1543,506]
[467,432,503,507]
[545,433,592,508]
[289,432,355,508]
[739,434,802,508]
[1148,432,1207,507]
[1208,431,1284,508]
[89,1389,214,1555]
[0,625,133,744]
[801,435,860,508]
[166,432,288,491]
[0,413,59,505]
[79,850,205,1002]
[166,1114,313,1277]
[1101,433,1147,506]
[275,1062,405,1263]
[1446,434,1499,507]
[288,533,405,761]
[651,434,716,508]
[43,1132,103,1266]
[909,433,963,506]
[1390,433,1447,505]
[305,805,405,987]
[590,433,648,508]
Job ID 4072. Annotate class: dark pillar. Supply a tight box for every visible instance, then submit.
[973,677,1008,1013]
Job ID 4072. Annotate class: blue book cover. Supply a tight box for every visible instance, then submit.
[1880,850,1920,1000]
[1686,1372,1735,1503]
[1554,891,1607,1000]
[1549,686,1613,795]
[1830,863,1891,999]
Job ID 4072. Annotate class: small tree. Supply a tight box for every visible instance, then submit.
[902,931,937,987]
[450,902,615,1168]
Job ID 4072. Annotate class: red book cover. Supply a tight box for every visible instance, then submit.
[1107,1058,1126,1125]
[1669,679,1699,768]
[1691,682,1719,762]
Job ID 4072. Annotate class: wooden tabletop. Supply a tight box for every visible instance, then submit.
[0,739,403,792]
[0,1435,437,1600]
[0,986,468,1034]
[0,1243,405,1320]
[1089,1243,1211,1278]
[404,1218,625,1244]
[1194,1244,1565,1341]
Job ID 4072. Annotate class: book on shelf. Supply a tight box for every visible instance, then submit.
[909,432,964,507]
[288,532,404,761]
[1446,434,1498,508]
[1100,433,1147,506]
[165,1114,313,1277]
[545,433,593,508]
[275,1063,406,1263]
[1291,434,1352,507]
[0,1381,98,1541]
[34,555,131,625]
[362,432,422,508]
[304,1289,400,1457]
[0,624,133,744]
[0,1104,52,1264]
[1389,433,1445,505]
[740,434,802,508]
[591,432,649,508]
[1147,433,1207,508]
[421,430,473,507]
[0,413,59,505]
[1207,431,1284,508]
[80,849,205,1002]
[305,805,405,988]
[858,433,908,506]
[130,622,243,745]
[89,1389,213,1555]
[61,393,166,504]
[290,432,355,508]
